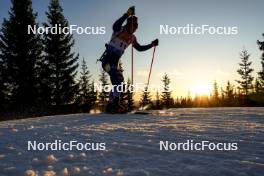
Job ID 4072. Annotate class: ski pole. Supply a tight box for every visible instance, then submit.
[129,6,135,84]
[131,39,134,85]
[146,46,156,89]
[131,15,134,85]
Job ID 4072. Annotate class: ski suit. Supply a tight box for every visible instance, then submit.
[101,13,153,102]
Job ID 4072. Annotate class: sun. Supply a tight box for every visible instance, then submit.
[191,84,211,97]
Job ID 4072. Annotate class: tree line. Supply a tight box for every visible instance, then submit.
[0,0,87,119]
[0,0,264,120]
[142,47,264,109]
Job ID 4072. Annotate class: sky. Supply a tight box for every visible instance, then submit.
[0,0,264,98]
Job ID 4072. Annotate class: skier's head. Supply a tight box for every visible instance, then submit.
[126,16,138,34]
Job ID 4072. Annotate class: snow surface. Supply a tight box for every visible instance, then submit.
[0,107,264,176]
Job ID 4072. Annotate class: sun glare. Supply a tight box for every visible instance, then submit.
[191,84,211,97]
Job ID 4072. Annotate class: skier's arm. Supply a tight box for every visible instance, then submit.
[133,38,159,52]
[112,13,129,32]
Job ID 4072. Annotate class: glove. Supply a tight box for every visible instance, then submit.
[127,6,135,16]
[152,39,159,46]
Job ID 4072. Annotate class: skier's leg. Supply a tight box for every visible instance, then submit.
[104,68,124,113]
[100,52,117,102]
[108,68,124,102]
[100,51,124,112]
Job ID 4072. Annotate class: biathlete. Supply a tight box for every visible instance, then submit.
[99,6,159,113]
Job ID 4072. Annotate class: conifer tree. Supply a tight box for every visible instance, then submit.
[77,58,92,108]
[212,80,220,106]
[88,80,97,107]
[0,51,8,110]
[126,79,134,111]
[0,0,42,108]
[139,88,152,108]
[257,34,264,90]
[220,88,225,104]
[161,73,173,108]
[98,69,109,105]
[212,81,219,100]
[140,87,152,108]
[155,91,161,109]
[224,81,235,100]
[236,49,254,96]
[43,0,79,105]
[186,91,192,107]
[222,81,235,106]
[254,78,261,94]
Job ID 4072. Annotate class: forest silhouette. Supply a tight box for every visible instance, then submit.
[0,0,264,120]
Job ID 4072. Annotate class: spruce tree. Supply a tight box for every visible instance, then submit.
[155,91,161,109]
[0,51,8,110]
[161,73,173,108]
[211,80,220,106]
[88,80,97,108]
[186,91,192,107]
[224,81,235,100]
[212,81,219,99]
[254,78,261,94]
[220,87,225,102]
[222,81,235,106]
[77,58,92,109]
[236,49,254,96]
[98,69,109,106]
[251,78,264,105]
[180,97,187,107]
[43,0,79,105]
[257,34,264,90]
[0,0,42,108]
[139,87,152,108]
[126,79,134,111]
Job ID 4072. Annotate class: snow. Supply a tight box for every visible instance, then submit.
[0,107,264,176]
